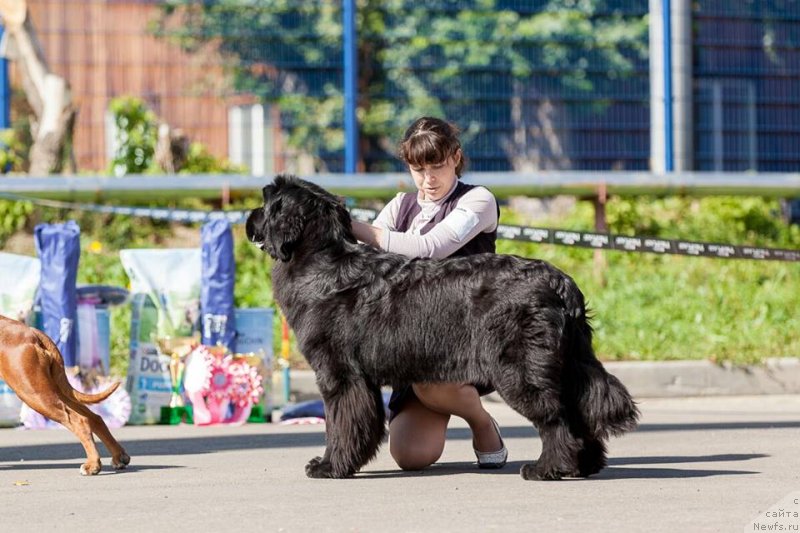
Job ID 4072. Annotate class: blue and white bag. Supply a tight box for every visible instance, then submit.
[120,248,201,425]
[34,221,80,368]
[201,220,237,351]
[0,252,41,426]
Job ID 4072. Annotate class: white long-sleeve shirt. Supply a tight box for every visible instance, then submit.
[372,184,498,260]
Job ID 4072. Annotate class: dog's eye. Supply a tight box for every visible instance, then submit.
[269,198,283,216]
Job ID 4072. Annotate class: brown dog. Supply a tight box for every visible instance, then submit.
[0,315,130,475]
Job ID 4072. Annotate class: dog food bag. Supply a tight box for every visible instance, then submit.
[0,252,41,322]
[76,304,111,374]
[201,220,237,351]
[120,248,201,425]
[75,285,129,376]
[0,252,41,426]
[234,307,275,418]
[35,221,80,368]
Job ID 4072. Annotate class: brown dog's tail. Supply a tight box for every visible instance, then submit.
[72,381,121,404]
[33,327,122,406]
[52,360,122,405]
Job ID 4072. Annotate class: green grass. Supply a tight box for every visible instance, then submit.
[510,246,800,364]
[496,196,800,364]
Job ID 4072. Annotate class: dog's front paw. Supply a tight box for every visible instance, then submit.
[520,462,564,481]
[305,457,334,478]
[305,457,352,479]
[80,460,102,476]
[305,456,323,471]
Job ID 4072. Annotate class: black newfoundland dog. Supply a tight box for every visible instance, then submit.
[246,174,639,480]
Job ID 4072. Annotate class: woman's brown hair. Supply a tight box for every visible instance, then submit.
[398,117,465,177]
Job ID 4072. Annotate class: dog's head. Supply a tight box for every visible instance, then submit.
[246,174,356,262]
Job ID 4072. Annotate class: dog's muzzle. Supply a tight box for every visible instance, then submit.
[245,208,267,250]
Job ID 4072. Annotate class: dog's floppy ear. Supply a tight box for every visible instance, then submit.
[271,211,304,262]
[265,176,306,262]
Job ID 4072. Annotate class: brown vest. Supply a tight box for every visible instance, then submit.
[394,181,498,258]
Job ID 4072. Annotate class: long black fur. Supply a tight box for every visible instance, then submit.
[246,174,639,480]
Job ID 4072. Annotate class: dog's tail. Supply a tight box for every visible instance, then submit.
[31,327,121,406]
[71,381,122,405]
[565,323,640,438]
[52,361,122,405]
[557,280,639,439]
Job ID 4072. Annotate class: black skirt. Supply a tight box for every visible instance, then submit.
[387,382,496,422]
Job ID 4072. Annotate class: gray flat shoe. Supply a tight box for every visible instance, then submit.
[474,417,508,469]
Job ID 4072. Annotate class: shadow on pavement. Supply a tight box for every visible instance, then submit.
[0,423,783,467]
[448,421,800,441]
[0,462,180,473]
[0,431,326,463]
[635,421,800,431]
[609,453,767,465]
[359,453,765,479]
[594,466,759,480]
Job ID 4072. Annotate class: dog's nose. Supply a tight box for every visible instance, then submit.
[245,209,264,243]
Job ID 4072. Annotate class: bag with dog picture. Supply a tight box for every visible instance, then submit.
[0,252,41,426]
[120,248,202,425]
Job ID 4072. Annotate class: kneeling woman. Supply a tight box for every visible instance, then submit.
[351,116,507,470]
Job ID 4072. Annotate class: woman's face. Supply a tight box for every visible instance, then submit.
[409,151,461,201]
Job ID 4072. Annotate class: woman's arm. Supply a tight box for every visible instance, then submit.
[351,193,402,248]
[381,187,498,259]
[352,220,383,248]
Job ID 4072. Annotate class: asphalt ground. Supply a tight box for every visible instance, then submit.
[1,394,799,533]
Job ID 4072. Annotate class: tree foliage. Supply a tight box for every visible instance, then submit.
[108,96,244,175]
[156,0,648,171]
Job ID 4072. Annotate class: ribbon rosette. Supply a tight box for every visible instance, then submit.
[227,358,264,408]
[183,345,265,425]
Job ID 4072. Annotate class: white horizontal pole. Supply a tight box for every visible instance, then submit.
[0,171,797,201]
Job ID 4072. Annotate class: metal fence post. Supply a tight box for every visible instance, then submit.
[663,0,674,172]
[343,0,358,173]
[672,0,693,171]
[0,25,9,130]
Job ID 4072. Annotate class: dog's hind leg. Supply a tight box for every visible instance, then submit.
[561,319,638,477]
[89,417,131,471]
[13,384,104,475]
[494,365,583,480]
[574,436,607,477]
[63,398,130,471]
[507,398,583,480]
[51,368,131,470]
[305,376,386,479]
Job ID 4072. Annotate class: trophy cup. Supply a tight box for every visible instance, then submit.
[157,334,199,424]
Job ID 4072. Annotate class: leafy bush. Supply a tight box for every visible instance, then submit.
[606,196,799,246]
[108,96,158,176]
[0,88,35,173]
[0,200,33,247]
[0,128,28,173]
[108,96,245,175]
[180,142,247,174]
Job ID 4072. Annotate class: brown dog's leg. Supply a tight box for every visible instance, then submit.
[13,385,104,475]
[76,405,130,470]
[48,359,131,470]
[1,319,130,475]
